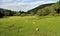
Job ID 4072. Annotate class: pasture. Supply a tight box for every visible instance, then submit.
[0,16,60,36]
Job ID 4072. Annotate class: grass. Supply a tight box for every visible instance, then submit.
[0,16,60,36]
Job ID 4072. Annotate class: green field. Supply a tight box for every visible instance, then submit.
[0,16,60,36]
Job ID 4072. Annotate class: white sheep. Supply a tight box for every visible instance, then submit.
[36,28,39,31]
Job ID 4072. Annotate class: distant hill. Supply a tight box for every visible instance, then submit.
[27,3,55,14]
[27,1,60,16]
[0,8,15,12]
[0,8,16,16]
[0,8,7,12]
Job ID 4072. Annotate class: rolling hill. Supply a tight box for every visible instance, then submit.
[27,3,55,14]
[27,1,60,15]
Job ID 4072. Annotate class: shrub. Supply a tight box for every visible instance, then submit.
[37,7,50,16]
[0,12,4,18]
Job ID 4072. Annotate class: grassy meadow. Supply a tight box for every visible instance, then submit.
[0,16,60,36]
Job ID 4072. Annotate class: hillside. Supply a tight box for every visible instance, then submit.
[27,1,60,16]
[27,3,55,14]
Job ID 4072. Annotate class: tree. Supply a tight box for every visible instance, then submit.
[37,7,50,16]
[0,12,4,18]
[14,12,20,16]
[29,11,35,16]
[55,7,60,14]
[19,11,26,16]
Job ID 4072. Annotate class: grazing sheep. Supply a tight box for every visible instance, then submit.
[36,28,39,31]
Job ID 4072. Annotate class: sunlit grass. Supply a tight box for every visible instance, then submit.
[0,16,60,36]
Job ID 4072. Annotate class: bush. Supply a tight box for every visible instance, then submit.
[37,7,50,16]
[0,12,4,18]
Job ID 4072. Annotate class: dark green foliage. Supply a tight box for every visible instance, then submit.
[19,11,25,15]
[13,12,20,16]
[55,7,60,14]
[0,12,4,18]
[37,7,50,16]
[0,8,15,16]
[19,11,27,16]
